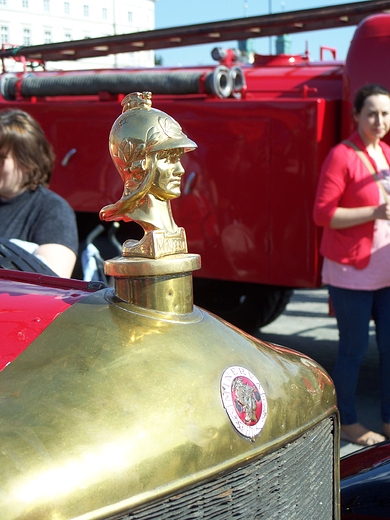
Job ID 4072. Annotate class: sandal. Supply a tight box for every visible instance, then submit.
[340,423,386,446]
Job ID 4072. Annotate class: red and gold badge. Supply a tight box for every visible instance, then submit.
[220,366,267,442]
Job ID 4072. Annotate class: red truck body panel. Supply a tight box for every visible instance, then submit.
[4,58,344,288]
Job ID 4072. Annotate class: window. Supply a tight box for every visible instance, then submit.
[64,1,69,14]
[0,26,8,44]
[43,0,49,11]
[44,30,52,43]
[23,28,31,45]
[83,4,89,17]
[102,7,107,19]
[128,11,132,23]
[22,0,29,7]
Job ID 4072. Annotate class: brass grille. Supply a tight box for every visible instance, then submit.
[110,417,335,520]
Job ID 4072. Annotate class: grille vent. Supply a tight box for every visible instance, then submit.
[109,416,335,520]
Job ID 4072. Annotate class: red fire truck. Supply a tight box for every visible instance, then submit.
[1,0,390,333]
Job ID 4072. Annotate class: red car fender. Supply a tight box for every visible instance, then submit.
[0,270,102,371]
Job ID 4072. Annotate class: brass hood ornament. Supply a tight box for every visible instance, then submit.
[100,91,197,259]
[100,92,200,313]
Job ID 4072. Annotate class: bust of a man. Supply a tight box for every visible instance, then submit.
[100,92,197,258]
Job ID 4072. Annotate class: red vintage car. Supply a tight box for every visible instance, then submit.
[0,238,389,519]
[0,243,341,518]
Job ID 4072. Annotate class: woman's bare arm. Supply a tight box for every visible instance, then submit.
[35,243,77,277]
[330,203,390,229]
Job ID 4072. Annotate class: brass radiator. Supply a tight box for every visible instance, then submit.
[110,416,336,520]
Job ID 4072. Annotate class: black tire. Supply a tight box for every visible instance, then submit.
[193,278,293,335]
[0,237,58,276]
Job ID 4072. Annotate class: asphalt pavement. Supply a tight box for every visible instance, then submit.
[255,288,383,457]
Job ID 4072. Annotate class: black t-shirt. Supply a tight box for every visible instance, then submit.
[0,186,78,254]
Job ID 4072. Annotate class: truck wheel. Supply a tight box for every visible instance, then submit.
[193,278,292,335]
[0,237,57,276]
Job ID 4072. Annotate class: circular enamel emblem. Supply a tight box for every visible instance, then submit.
[220,366,267,441]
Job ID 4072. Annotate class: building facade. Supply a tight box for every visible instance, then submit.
[0,0,155,70]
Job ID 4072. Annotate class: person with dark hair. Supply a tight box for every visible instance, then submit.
[0,109,78,277]
[314,83,390,446]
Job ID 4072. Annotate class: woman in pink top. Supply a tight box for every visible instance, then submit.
[314,84,390,446]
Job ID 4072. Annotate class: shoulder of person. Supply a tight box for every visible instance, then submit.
[333,140,358,155]
[323,141,354,169]
[29,186,78,253]
[34,186,74,211]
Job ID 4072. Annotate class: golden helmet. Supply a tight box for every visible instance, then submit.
[109,91,197,170]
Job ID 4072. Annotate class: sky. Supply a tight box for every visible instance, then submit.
[154,0,367,66]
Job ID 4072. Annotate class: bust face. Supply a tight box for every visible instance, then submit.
[150,149,185,201]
